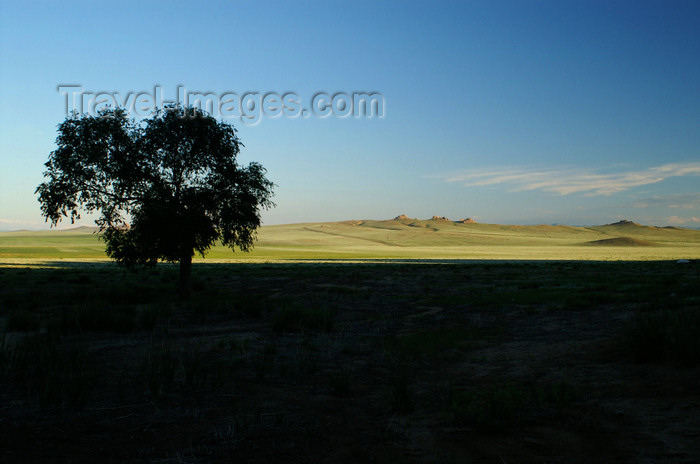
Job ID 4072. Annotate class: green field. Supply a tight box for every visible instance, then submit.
[1,218,699,262]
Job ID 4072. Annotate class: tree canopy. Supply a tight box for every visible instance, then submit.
[36,105,275,293]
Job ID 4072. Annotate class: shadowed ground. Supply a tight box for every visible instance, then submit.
[1,260,699,463]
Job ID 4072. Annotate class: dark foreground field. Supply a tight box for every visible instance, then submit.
[1,261,699,463]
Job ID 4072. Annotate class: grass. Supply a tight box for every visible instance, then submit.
[142,339,237,399]
[1,332,101,408]
[0,260,699,462]
[450,381,526,430]
[449,373,577,431]
[56,301,137,333]
[6,310,41,331]
[1,218,699,261]
[384,327,485,357]
[535,371,577,410]
[625,308,700,365]
[254,343,277,380]
[327,367,354,395]
[143,341,178,399]
[272,304,336,333]
[388,364,414,414]
[139,303,172,331]
[182,341,229,390]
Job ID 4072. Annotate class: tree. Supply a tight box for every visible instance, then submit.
[36,105,275,295]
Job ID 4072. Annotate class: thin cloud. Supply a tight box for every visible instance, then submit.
[629,193,700,209]
[667,216,700,225]
[445,163,700,196]
[0,218,45,231]
[0,218,30,225]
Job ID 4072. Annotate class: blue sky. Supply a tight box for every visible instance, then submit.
[1,0,699,230]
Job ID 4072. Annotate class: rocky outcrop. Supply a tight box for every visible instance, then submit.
[609,219,638,226]
[394,214,475,223]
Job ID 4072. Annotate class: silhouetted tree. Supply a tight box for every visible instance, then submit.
[36,105,275,295]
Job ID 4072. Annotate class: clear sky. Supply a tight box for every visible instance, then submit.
[1,0,699,230]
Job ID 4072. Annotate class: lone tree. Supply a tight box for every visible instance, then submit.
[36,105,275,294]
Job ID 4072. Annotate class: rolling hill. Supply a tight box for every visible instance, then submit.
[1,218,699,261]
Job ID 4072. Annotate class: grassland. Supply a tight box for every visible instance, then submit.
[1,219,699,462]
[1,260,699,463]
[1,218,699,262]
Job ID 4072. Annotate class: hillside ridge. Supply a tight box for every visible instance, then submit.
[2,216,699,261]
[1,218,698,234]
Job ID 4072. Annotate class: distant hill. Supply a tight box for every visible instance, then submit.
[583,237,656,247]
[0,225,99,235]
[1,217,699,261]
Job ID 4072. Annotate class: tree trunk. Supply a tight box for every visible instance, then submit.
[179,252,193,299]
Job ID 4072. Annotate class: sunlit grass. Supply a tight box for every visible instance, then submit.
[1,219,699,262]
